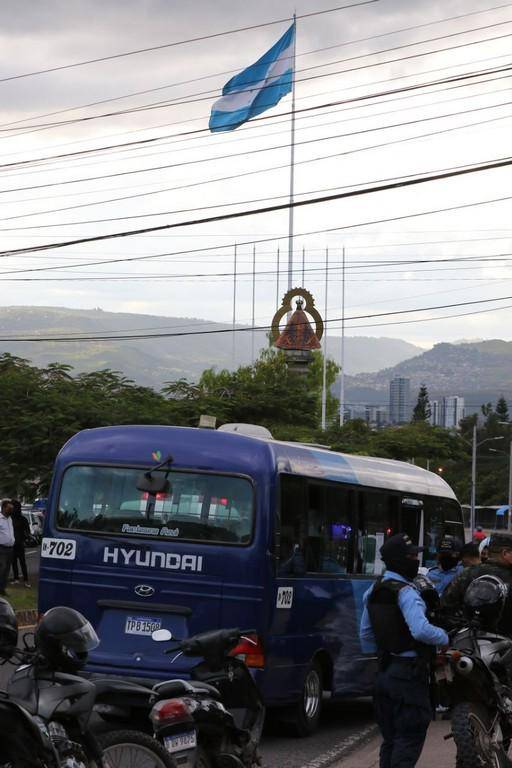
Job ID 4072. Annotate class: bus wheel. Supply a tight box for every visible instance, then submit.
[289,661,323,737]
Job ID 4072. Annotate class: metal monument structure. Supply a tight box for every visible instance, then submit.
[271,287,323,374]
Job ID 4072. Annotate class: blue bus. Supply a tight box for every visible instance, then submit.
[39,424,464,734]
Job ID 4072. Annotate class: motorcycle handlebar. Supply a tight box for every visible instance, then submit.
[163,627,257,658]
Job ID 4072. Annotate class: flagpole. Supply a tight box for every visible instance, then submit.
[232,244,237,368]
[339,246,346,427]
[276,245,280,309]
[251,243,256,363]
[321,247,329,431]
[287,14,297,292]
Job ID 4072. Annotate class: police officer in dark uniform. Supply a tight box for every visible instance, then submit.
[427,535,463,595]
[360,533,448,768]
[441,532,512,632]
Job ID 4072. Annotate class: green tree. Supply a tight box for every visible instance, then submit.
[163,348,339,435]
[496,396,509,422]
[412,384,431,422]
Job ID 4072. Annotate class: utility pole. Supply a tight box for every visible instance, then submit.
[470,423,477,536]
[508,439,512,532]
[321,248,329,431]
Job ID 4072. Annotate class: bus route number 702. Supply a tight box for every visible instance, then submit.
[276,586,294,609]
[41,538,77,560]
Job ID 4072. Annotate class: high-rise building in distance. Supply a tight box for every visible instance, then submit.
[429,395,465,428]
[389,377,411,424]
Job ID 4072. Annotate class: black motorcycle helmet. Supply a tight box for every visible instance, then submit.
[0,598,18,660]
[35,607,99,672]
[464,574,508,629]
[414,573,440,616]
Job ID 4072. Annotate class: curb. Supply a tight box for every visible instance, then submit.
[15,609,38,628]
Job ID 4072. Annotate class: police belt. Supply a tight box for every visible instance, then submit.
[378,652,431,676]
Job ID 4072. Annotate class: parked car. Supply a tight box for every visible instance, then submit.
[22,508,42,544]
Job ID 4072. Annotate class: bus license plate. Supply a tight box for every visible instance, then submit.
[124,617,162,636]
[164,732,197,753]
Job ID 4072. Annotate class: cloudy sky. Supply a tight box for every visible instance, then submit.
[0,0,511,348]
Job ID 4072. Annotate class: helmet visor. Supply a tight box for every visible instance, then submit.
[59,620,99,653]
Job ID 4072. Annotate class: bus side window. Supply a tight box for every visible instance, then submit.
[278,475,307,577]
[357,491,399,576]
[442,499,465,544]
[423,498,445,568]
[278,477,354,576]
[302,483,354,575]
[423,497,464,567]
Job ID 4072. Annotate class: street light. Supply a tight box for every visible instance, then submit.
[498,422,512,532]
[468,425,504,536]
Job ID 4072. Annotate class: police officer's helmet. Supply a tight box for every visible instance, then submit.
[414,573,440,615]
[35,606,99,672]
[464,574,508,629]
[0,598,18,660]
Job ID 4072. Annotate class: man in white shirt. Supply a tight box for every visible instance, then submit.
[0,500,14,596]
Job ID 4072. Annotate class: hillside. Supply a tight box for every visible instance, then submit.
[0,306,421,389]
[345,340,512,410]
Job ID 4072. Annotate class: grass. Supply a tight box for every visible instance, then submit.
[5,583,38,613]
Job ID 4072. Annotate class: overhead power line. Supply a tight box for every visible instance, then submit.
[4,44,511,171]
[5,191,512,278]
[1,294,512,342]
[4,252,512,281]
[0,155,510,258]
[2,95,511,215]
[0,1,378,85]
[4,11,511,137]
[3,142,512,233]
[2,56,509,177]
[5,26,512,137]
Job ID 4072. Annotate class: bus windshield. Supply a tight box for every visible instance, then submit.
[57,465,253,545]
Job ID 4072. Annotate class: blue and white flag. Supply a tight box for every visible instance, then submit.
[209,23,295,133]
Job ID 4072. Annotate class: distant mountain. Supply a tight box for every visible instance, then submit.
[0,306,422,389]
[345,340,512,412]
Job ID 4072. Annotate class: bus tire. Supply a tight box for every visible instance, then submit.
[289,661,323,737]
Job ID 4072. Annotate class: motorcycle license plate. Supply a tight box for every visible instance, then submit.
[435,662,454,683]
[124,617,162,636]
[164,732,197,753]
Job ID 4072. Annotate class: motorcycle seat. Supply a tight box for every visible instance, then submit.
[7,693,38,715]
[153,679,220,700]
[92,678,153,698]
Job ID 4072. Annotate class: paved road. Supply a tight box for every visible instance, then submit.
[260,700,375,768]
[1,646,374,768]
[2,555,375,767]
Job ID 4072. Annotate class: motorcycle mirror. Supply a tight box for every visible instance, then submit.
[152,629,173,642]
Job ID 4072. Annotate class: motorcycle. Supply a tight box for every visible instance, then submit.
[150,627,265,768]
[0,690,58,768]
[435,575,512,768]
[3,629,177,768]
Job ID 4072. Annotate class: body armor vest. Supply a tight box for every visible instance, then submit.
[367,578,417,654]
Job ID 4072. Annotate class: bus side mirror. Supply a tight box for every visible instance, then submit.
[136,472,171,495]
